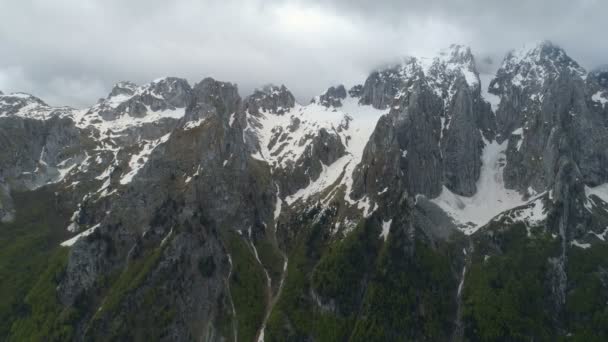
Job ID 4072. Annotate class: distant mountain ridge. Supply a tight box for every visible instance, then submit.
[1,41,608,341]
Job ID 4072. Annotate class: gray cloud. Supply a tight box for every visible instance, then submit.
[0,0,605,107]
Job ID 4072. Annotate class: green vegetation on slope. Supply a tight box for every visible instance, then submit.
[265,210,341,341]
[267,210,458,341]
[463,223,560,341]
[0,188,71,340]
[564,243,608,341]
[223,231,268,342]
[8,248,79,342]
[350,234,457,341]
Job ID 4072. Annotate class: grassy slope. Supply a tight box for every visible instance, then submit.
[0,188,74,341]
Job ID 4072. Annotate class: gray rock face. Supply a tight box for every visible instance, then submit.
[57,78,275,341]
[441,78,485,196]
[317,85,346,107]
[492,41,608,194]
[0,116,85,191]
[188,78,241,121]
[348,84,363,98]
[273,127,347,196]
[0,93,47,116]
[359,64,413,110]
[108,81,137,98]
[0,181,13,222]
[353,46,497,198]
[87,77,192,121]
[4,42,608,341]
[244,84,295,115]
[352,78,444,200]
[491,41,586,139]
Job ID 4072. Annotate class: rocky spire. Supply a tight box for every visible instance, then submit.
[244,84,295,115]
[317,84,347,107]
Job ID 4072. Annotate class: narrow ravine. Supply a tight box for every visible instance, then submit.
[255,252,288,342]
[453,242,473,341]
[226,254,238,342]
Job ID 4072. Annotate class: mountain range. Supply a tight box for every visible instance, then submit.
[1,41,608,341]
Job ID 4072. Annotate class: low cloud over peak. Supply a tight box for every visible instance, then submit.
[0,0,605,107]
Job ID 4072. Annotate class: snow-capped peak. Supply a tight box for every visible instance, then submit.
[497,41,586,89]
[0,92,73,120]
[245,84,296,115]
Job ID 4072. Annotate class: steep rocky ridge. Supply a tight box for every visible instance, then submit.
[2,42,608,341]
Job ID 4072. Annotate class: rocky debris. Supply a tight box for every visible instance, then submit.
[245,84,295,115]
[317,85,346,107]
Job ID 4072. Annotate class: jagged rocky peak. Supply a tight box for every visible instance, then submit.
[440,44,475,65]
[146,77,192,107]
[87,77,193,122]
[490,40,608,201]
[490,41,590,138]
[108,81,137,98]
[358,44,482,110]
[348,84,363,97]
[424,44,481,97]
[353,44,495,199]
[590,65,608,86]
[0,92,48,107]
[358,58,426,110]
[588,66,608,109]
[0,92,68,120]
[188,77,242,122]
[244,84,295,115]
[316,84,347,107]
[491,41,585,96]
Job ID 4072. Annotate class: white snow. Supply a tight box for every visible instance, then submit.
[479,74,500,114]
[585,183,608,203]
[592,91,607,107]
[273,185,283,222]
[61,224,100,247]
[229,112,236,126]
[74,107,185,136]
[120,133,171,184]
[380,219,392,241]
[589,226,608,242]
[431,138,529,234]
[499,197,547,233]
[457,265,467,296]
[570,240,591,249]
[251,95,387,209]
[183,118,206,130]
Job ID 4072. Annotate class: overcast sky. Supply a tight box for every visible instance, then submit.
[0,0,606,107]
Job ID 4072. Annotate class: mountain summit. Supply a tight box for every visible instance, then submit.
[1,42,608,341]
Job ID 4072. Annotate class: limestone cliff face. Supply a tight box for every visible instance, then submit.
[3,42,608,342]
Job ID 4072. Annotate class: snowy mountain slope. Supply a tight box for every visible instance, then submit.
[3,41,608,342]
